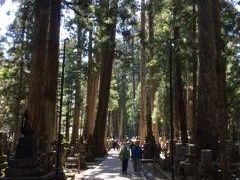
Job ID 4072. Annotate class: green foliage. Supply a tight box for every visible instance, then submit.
[0,0,239,142]
[223,1,240,136]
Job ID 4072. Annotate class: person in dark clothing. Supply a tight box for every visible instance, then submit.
[119,144,130,174]
[131,141,142,174]
[112,140,117,150]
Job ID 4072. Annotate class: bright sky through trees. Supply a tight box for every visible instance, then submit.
[0,1,19,35]
[0,1,239,37]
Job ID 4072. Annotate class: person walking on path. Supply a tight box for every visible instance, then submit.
[119,143,130,174]
[131,141,142,174]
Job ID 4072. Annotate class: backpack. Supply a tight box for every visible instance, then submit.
[131,146,142,159]
[119,147,130,160]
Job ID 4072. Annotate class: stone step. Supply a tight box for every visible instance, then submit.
[141,159,159,163]
[5,166,40,177]
[0,171,56,180]
[7,157,38,168]
[65,162,78,166]
[66,158,80,162]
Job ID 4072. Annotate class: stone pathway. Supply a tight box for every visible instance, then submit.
[75,149,146,180]
[74,149,147,180]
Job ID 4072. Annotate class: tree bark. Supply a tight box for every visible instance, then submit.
[175,56,188,145]
[191,0,198,141]
[85,30,99,140]
[212,0,230,178]
[92,0,118,157]
[28,0,51,148]
[71,39,82,148]
[196,0,219,159]
[172,0,188,145]
[42,0,61,147]
[147,0,160,145]
[65,107,70,142]
[139,0,147,145]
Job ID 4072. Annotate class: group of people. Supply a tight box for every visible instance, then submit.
[118,141,142,175]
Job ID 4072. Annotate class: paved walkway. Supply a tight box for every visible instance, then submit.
[74,149,146,180]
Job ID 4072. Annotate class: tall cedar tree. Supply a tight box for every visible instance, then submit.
[213,0,230,178]
[28,0,61,153]
[71,26,84,148]
[191,0,198,141]
[85,29,99,140]
[42,0,61,144]
[147,0,159,143]
[92,0,118,157]
[139,0,147,144]
[173,1,188,145]
[28,0,51,147]
[197,3,229,178]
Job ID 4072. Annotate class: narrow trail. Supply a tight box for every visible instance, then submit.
[74,149,146,180]
[74,149,167,180]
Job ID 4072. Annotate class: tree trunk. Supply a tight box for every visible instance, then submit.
[71,74,81,148]
[147,0,160,145]
[148,0,157,111]
[13,4,28,151]
[119,109,123,139]
[71,53,82,148]
[139,0,147,145]
[42,0,61,148]
[119,74,127,136]
[92,0,118,157]
[212,0,230,178]
[172,1,188,145]
[85,30,99,140]
[28,0,50,149]
[175,57,188,145]
[191,0,198,141]
[65,108,70,142]
[196,0,219,159]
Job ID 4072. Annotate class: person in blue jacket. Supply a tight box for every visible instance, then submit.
[131,141,142,174]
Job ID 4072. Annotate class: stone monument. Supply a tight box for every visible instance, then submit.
[79,137,87,170]
[3,110,40,178]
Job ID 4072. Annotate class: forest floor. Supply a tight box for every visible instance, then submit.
[72,149,168,180]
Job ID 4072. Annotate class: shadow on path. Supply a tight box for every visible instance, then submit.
[74,149,145,180]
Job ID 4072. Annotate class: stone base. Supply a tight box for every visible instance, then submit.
[0,171,57,180]
[55,170,66,180]
[15,137,36,158]
[180,161,198,176]
[5,157,40,177]
[143,134,157,159]
[7,157,38,168]
[5,167,40,177]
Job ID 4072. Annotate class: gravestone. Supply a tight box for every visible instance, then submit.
[178,144,198,178]
[198,149,217,179]
[226,140,240,178]
[0,111,58,179]
[79,138,87,170]
[143,134,158,159]
[3,111,40,178]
